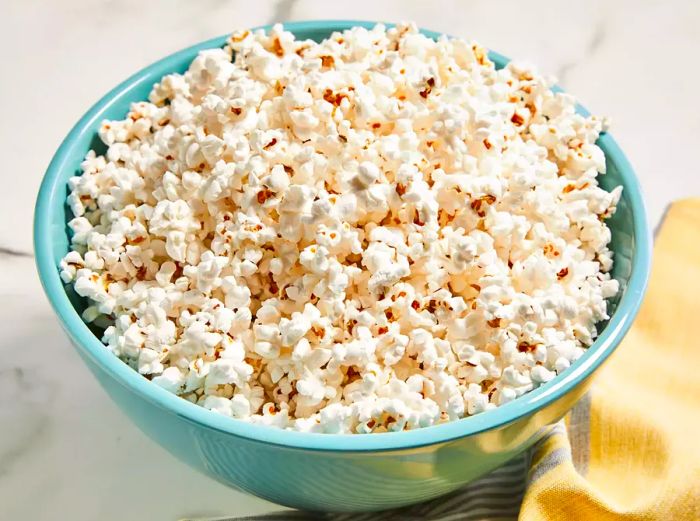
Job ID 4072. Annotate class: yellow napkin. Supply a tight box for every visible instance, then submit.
[520,199,700,520]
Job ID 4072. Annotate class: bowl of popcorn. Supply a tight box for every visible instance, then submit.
[35,20,651,512]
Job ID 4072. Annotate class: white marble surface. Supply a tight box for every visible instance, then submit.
[1,1,699,519]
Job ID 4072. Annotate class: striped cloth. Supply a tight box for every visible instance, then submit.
[189,199,700,521]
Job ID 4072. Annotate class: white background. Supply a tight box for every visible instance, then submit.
[1,1,698,519]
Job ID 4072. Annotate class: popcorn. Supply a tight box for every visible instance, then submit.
[152,366,186,393]
[61,22,621,434]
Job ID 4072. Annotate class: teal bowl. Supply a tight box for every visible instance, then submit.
[34,20,651,512]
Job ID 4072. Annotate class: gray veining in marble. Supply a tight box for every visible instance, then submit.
[557,17,607,86]
[0,247,32,258]
[270,0,299,25]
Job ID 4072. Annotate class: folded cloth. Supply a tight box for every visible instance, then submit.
[186,199,700,521]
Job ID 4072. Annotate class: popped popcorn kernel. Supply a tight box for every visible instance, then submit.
[61,22,621,433]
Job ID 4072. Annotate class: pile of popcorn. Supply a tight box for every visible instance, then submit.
[60,23,621,433]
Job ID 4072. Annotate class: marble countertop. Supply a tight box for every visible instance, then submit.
[2,1,698,519]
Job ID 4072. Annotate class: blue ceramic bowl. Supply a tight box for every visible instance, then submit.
[34,20,651,512]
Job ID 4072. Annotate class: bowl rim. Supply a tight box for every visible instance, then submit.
[34,19,652,452]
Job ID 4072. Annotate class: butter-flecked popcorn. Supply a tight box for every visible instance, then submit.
[61,22,621,433]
